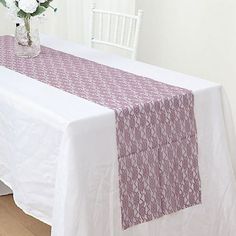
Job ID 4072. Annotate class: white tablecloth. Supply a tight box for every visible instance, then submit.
[0,35,236,236]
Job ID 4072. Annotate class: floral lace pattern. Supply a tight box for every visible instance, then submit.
[0,36,201,230]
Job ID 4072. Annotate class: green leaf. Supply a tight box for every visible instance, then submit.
[40,0,52,9]
[31,5,47,17]
[17,10,28,18]
[0,0,6,7]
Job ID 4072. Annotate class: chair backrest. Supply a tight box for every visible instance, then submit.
[90,5,143,60]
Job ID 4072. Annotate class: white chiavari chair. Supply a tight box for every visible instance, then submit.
[90,4,143,60]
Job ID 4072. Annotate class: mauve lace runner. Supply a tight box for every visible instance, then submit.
[0,36,201,229]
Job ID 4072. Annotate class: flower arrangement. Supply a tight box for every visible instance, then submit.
[0,0,57,57]
[0,0,57,19]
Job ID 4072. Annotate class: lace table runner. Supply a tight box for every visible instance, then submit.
[0,36,201,229]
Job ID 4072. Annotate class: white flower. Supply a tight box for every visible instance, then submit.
[18,0,39,14]
[38,0,47,2]
[5,0,18,18]
[5,0,17,9]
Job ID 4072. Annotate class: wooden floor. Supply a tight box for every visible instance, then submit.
[0,195,51,236]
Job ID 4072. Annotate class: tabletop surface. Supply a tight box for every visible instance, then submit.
[0,34,219,125]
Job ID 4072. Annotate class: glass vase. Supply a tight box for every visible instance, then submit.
[15,18,41,58]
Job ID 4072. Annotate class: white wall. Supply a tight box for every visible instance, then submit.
[0,0,135,43]
[0,0,236,127]
[136,0,236,127]
[0,7,14,35]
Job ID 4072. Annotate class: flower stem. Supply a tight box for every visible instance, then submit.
[24,17,32,47]
[49,5,57,12]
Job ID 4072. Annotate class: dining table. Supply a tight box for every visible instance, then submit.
[0,34,236,236]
